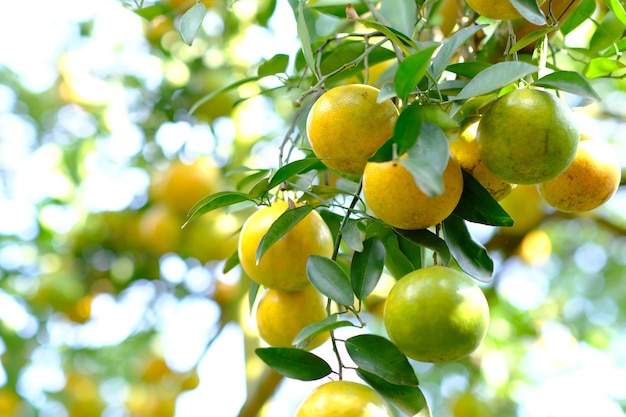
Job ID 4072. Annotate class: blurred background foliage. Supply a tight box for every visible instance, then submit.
[0,0,625,416]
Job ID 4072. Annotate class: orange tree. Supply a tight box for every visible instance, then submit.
[0,0,624,416]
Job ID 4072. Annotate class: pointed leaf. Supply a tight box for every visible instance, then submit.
[350,237,386,300]
[431,24,487,81]
[176,3,206,45]
[293,314,356,346]
[346,334,418,386]
[355,19,418,54]
[453,170,514,226]
[584,57,626,78]
[400,122,450,197]
[369,100,421,162]
[256,205,315,263]
[357,369,432,417]
[510,0,547,25]
[256,348,332,380]
[342,219,364,252]
[532,71,601,101]
[395,45,440,102]
[380,0,418,37]
[190,76,259,115]
[394,228,451,266]
[267,158,321,190]
[306,255,354,306]
[560,0,596,35]
[258,53,290,77]
[296,1,317,79]
[382,232,418,279]
[442,215,493,282]
[184,191,252,226]
[454,62,538,100]
[608,0,626,26]
[508,27,556,55]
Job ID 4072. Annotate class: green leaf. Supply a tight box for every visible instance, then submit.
[442,215,493,283]
[510,0,547,25]
[584,57,626,78]
[355,19,418,54]
[190,76,259,115]
[296,1,317,80]
[380,0,418,37]
[453,171,514,226]
[608,0,626,27]
[256,205,315,263]
[419,105,459,131]
[255,348,332,380]
[394,45,440,102]
[176,2,206,46]
[133,4,168,20]
[454,62,538,101]
[258,54,290,77]
[306,255,355,306]
[532,71,601,101]
[320,41,397,84]
[346,334,418,386]
[508,27,556,55]
[394,228,451,266]
[223,250,240,274]
[560,0,596,35]
[267,158,321,190]
[382,231,419,279]
[400,122,450,197]
[293,314,355,346]
[342,219,364,252]
[308,0,369,17]
[350,237,386,300]
[445,61,492,79]
[431,24,487,81]
[357,369,432,417]
[369,100,421,162]
[589,12,625,55]
[249,281,260,312]
[184,191,252,227]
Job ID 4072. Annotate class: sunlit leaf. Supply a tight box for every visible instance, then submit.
[369,100,421,162]
[256,205,314,263]
[431,24,486,81]
[256,348,332,380]
[380,0,418,37]
[267,158,321,190]
[394,45,440,102]
[293,314,355,346]
[508,27,556,55]
[560,0,596,35]
[184,191,252,226]
[453,170,514,226]
[133,4,168,20]
[532,71,601,101]
[346,334,418,386]
[176,3,206,45]
[258,54,290,77]
[510,0,546,25]
[454,62,538,100]
[442,215,493,282]
[350,237,386,300]
[357,369,432,417]
[584,57,626,78]
[296,0,317,79]
[190,76,259,115]
[608,0,626,26]
[223,250,240,274]
[306,255,354,306]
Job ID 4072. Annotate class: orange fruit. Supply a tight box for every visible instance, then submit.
[138,203,182,256]
[477,88,579,184]
[450,118,515,200]
[363,155,464,230]
[180,210,241,262]
[256,286,329,349]
[497,184,546,236]
[538,135,621,212]
[384,266,490,363]
[306,84,399,177]
[293,381,393,417]
[237,200,334,291]
[466,0,546,20]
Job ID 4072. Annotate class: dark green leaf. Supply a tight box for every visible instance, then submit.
[357,369,432,417]
[382,231,418,279]
[560,0,596,35]
[255,348,332,380]
[442,215,493,282]
[293,314,355,346]
[190,76,259,115]
[222,250,240,274]
[306,255,354,306]
[380,0,418,36]
[184,191,252,227]
[342,219,364,252]
[508,27,556,55]
[267,158,321,190]
[431,24,487,81]
[346,334,418,386]
[510,0,547,25]
[247,177,271,199]
[394,45,440,102]
[394,228,451,266]
[249,281,260,312]
[369,100,421,162]
[256,205,315,263]
[176,3,206,45]
[454,62,538,100]
[532,71,601,101]
[453,170,514,226]
[400,122,450,197]
[355,19,418,53]
[258,54,290,77]
[350,237,386,300]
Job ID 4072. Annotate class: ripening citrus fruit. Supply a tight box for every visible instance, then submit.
[466,0,546,20]
[538,135,621,212]
[238,200,333,291]
[477,88,579,184]
[149,158,223,216]
[256,286,329,349]
[384,266,490,363]
[363,155,464,230]
[450,118,516,200]
[138,204,181,256]
[306,84,399,177]
[180,210,241,262]
[293,381,394,417]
